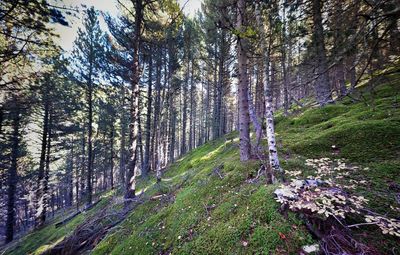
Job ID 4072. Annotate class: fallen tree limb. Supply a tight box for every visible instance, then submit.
[54,199,102,228]
[55,211,81,228]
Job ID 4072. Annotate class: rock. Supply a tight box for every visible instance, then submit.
[274,188,298,200]
[302,244,319,254]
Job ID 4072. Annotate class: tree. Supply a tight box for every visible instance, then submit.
[5,100,21,243]
[236,0,251,161]
[254,1,281,177]
[125,0,143,201]
[72,7,104,206]
[312,0,333,106]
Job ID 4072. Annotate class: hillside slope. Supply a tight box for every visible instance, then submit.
[93,73,400,254]
[2,73,399,255]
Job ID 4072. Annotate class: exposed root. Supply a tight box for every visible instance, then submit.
[302,216,381,255]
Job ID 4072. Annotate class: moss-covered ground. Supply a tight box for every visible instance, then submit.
[92,137,314,255]
[275,72,400,253]
[2,72,399,254]
[1,191,114,255]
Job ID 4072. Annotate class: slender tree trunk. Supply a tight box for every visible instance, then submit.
[281,7,289,115]
[75,148,80,210]
[80,128,86,202]
[217,31,225,138]
[248,91,262,148]
[181,58,188,155]
[312,0,333,105]
[119,86,127,184]
[255,59,265,120]
[205,72,210,142]
[347,55,357,92]
[67,138,74,207]
[167,36,177,164]
[169,105,176,163]
[35,96,49,228]
[237,0,251,161]
[110,123,114,189]
[333,1,346,97]
[138,112,144,174]
[5,103,20,243]
[87,77,93,206]
[125,0,143,201]
[43,112,52,215]
[199,75,205,145]
[256,1,282,178]
[0,106,3,136]
[213,42,218,139]
[143,54,152,177]
[151,47,162,172]
[189,60,195,150]
[336,60,346,97]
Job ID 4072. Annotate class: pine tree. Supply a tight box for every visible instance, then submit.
[72,7,104,206]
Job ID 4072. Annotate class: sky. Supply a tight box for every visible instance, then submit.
[53,0,202,52]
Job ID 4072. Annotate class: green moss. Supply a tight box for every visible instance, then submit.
[275,74,400,254]
[276,81,400,162]
[2,195,111,255]
[92,136,312,255]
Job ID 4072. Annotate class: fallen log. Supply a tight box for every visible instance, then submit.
[150,194,167,200]
[54,199,102,228]
[55,211,81,228]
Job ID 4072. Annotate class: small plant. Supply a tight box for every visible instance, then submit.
[275,158,400,237]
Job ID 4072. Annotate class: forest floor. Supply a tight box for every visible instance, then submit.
[1,71,399,254]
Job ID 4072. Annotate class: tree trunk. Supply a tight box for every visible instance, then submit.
[35,96,49,228]
[110,123,114,189]
[67,138,74,207]
[248,91,262,148]
[336,60,346,97]
[205,74,210,142]
[80,128,86,202]
[333,0,346,97]
[212,42,218,139]
[181,58,188,155]
[169,105,176,163]
[43,111,52,216]
[5,103,20,243]
[87,76,93,206]
[119,86,127,184]
[255,58,265,120]
[217,31,225,138]
[236,0,251,161]
[281,6,289,115]
[189,59,195,150]
[151,47,162,172]
[138,112,144,174]
[125,0,143,201]
[256,1,282,178]
[143,54,153,177]
[312,0,333,105]
[0,106,3,136]
[75,147,80,210]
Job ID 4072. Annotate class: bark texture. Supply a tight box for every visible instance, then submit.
[237,0,251,161]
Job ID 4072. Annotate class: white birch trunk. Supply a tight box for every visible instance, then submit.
[255,1,283,176]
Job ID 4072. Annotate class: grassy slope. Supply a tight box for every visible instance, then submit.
[275,72,400,252]
[92,138,313,255]
[3,72,399,255]
[93,73,399,254]
[0,195,113,255]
